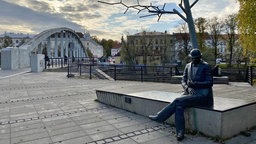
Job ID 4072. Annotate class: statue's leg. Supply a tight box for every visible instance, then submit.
[174,94,209,132]
[175,105,185,133]
[150,90,213,122]
[176,91,213,108]
[150,101,176,122]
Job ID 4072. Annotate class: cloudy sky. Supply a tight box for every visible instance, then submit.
[0,0,239,41]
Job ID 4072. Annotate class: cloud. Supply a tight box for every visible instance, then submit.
[6,0,54,13]
[0,0,83,33]
[0,0,239,41]
[192,0,239,19]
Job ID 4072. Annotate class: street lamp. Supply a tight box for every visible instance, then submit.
[67,42,74,78]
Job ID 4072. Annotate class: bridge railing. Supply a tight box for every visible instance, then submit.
[44,57,93,69]
[45,58,65,69]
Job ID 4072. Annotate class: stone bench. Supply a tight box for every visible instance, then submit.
[96,90,256,139]
[170,75,229,84]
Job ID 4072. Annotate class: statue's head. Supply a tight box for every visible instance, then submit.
[189,49,202,64]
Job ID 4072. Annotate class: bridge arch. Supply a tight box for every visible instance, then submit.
[1,27,90,70]
[20,27,88,58]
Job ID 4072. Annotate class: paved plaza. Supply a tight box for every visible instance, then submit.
[0,69,256,144]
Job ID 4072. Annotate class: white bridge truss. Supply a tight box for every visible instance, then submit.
[20,27,88,58]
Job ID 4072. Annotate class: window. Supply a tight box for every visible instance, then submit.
[155,39,158,44]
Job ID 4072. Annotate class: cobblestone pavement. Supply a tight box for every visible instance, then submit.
[0,71,256,144]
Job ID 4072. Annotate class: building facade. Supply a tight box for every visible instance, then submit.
[0,32,31,48]
[173,32,238,64]
[127,31,176,66]
[111,48,120,57]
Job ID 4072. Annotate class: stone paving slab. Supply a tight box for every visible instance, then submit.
[0,68,31,79]
[0,71,255,144]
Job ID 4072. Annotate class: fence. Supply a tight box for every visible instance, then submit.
[43,58,256,85]
[45,57,67,69]
[71,64,178,82]
[247,66,256,86]
[94,64,180,83]
[44,57,97,69]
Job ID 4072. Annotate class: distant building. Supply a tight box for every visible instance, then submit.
[110,43,122,64]
[173,32,239,63]
[173,33,192,63]
[111,47,121,57]
[127,31,175,66]
[0,32,31,48]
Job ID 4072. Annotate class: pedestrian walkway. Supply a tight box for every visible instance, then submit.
[0,71,255,144]
[0,67,31,79]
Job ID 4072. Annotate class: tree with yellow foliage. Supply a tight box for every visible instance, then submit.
[237,0,256,63]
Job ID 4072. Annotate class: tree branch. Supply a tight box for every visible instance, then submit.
[98,0,197,22]
[190,0,199,8]
[98,0,177,21]
[178,3,186,14]
[173,9,187,22]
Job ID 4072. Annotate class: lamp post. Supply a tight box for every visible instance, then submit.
[67,52,70,77]
[183,0,199,49]
[67,42,74,78]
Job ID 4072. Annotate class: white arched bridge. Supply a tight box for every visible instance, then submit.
[20,27,88,58]
[1,27,89,70]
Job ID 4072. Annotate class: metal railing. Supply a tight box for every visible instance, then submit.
[72,62,179,83]
[44,57,181,83]
[85,64,180,83]
[44,57,96,69]
[45,57,67,69]
[247,66,256,86]
[43,59,256,85]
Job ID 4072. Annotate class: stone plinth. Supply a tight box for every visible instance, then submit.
[31,54,45,72]
[96,90,256,139]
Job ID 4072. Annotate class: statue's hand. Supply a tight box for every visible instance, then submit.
[188,88,196,94]
[188,81,195,87]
